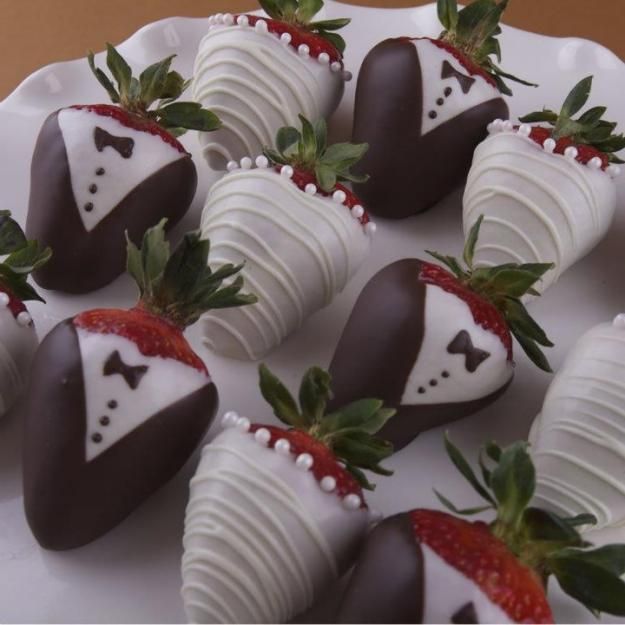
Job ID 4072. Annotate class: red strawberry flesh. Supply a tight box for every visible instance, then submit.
[412,510,554,624]
[71,104,187,154]
[419,261,513,359]
[73,307,208,373]
[249,423,367,507]
[0,284,27,318]
[238,15,343,65]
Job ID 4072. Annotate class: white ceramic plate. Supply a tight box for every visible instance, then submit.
[1,2,624,623]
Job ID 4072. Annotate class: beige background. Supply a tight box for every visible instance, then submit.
[1,0,624,99]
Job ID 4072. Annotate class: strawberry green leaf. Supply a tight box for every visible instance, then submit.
[87,51,120,103]
[0,211,27,255]
[299,114,317,163]
[522,508,584,544]
[504,297,554,347]
[549,554,625,616]
[560,76,593,121]
[4,240,52,274]
[139,55,175,107]
[425,251,466,279]
[310,18,351,31]
[318,30,347,55]
[511,326,552,372]
[463,214,483,267]
[140,220,169,297]
[444,433,496,506]
[315,164,337,192]
[158,102,221,133]
[437,0,459,31]
[258,0,284,19]
[259,364,307,428]
[276,126,301,154]
[299,366,332,426]
[160,71,188,101]
[296,0,323,22]
[557,545,625,578]
[106,42,132,95]
[564,513,598,528]
[434,489,493,516]
[314,118,327,157]
[263,147,289,165]
[518,109,559,124]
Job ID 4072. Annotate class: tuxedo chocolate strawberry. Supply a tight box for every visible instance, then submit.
[182,364,394,623]
[338,436,625,623]
[193,0,352,170]
[22,221,256,550]
[352,0,536,218]
[0,212,51,417]
[464,76,625,295]
[329,216,553,451]
[200,115,374,360]
[27,44,220,294]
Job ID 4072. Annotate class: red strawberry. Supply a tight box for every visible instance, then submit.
[351,0,536,219]
[181,365,395,623]
[193,1,352,170]
[21,220,256,550]
[338,436,625,623]
[464,77,625,296]
[328,216,553,451]
[27,44,220,294]
[0,212,51,418]
[200,115,374,360]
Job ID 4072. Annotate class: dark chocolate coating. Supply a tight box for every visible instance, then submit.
[337,513,424,623]
[328,260,512,451]
[351,39,509,219]
[22,319,217,550]
[27,110,197,294]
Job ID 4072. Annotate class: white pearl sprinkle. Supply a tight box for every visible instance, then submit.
[0,293,9,307]
[214,13,224,23]
[223,13,234,25]
[608,164,622,178]
[564,146,579,160]
[254,427,271,445]
[208,15,216,25]
[330,61,342,72]
[518,124,531,137]
[274,438,291,456]
[332,189,346,204]
[543,138,556,153]
[320,476,336,492]
[236,417,251,432]
[318,52,330,65]
[342,71,353,82]
[489,118,504,133]
[365,222,377,236]
[305,183,317,195]
[502,120,514,132]
[295,453,314,471]
[240,156,252,170]
[369,508,383,523]
[588,156,603,170]
[255,155,269,169]
[236,15,249,27]
[255,19,268,33]
[17,311,31,327]
[343,494,362,510]
[614,314,625,329]
[298,44,310,57]
[281,165,294,179]
[221,411,239,428]
[280,32,292,45]
[226,160,239,172]
[351,205,364,219]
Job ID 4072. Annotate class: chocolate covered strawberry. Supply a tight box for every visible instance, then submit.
[22,220,255,550]
[193,0,352,170]
[0,212,51,417]
[200,115,374,360]
[27,44,220,294]
[182,364,394,623]
[329,216,553,451]
[352,0,535,218]
[338,436,625,623]
[464,76,625,295]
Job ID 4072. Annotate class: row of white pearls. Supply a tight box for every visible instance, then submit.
[488,118,622,178]
[220,411,364,510]
[207,14,352,81]
[0,292,31,326]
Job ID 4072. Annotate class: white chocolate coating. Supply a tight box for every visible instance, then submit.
[76,329,209,461]
[402,284,513,405]
[200,168,370,360]
[463,128,616,294]
[192,22,345,170]
[58,108,184,232]
[530,316,625,529]
[413,39,501,137]
[422,543,512,623]
[0,305,38,417]
[181,425,370,624]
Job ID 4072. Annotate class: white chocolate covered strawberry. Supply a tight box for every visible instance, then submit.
[463,77,624,295]
[529,314,625,532]
[181,365,394,623]
[193,1,351,170]
[200,116,373,360]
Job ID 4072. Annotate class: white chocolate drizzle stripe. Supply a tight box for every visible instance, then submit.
[201,314,258,360]
[477,215,543,262]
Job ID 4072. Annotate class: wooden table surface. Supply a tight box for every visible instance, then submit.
[1,0,623,100]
